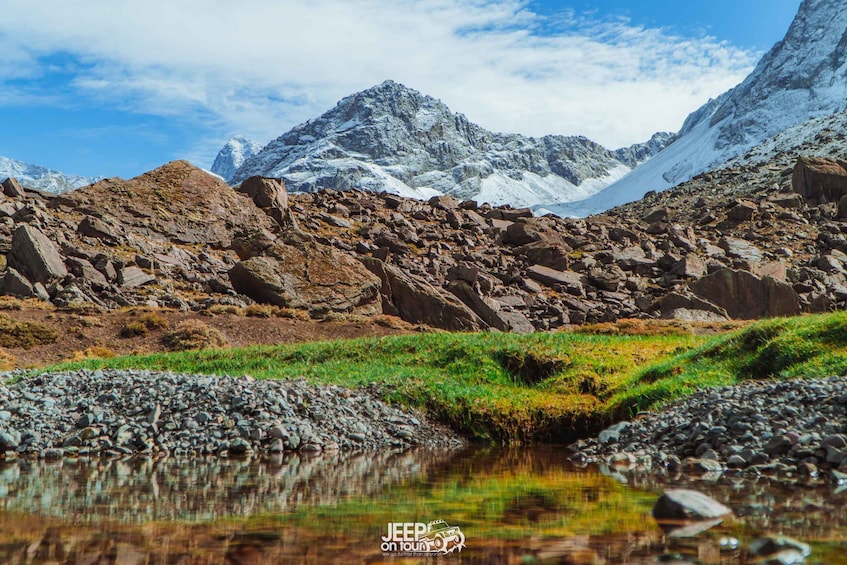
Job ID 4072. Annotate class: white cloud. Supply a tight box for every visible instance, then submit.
[0,0,758,160]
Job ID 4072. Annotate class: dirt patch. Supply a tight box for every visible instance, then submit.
[3,305,417,369]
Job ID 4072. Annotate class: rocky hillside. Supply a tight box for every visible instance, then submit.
[1,147,847,333]
[226,80,673,207]
[549,0,847,216]
[0,155,97,194]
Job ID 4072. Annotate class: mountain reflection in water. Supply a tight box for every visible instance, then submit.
[0,447,846,563]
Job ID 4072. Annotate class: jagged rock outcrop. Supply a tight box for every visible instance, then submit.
[228,81,671,208]
[690,269,801,319]
[64,160,275,248]
[8,225,67,284]
[230,231,382,316]
[613,132,677,168]
[361,257,484,331]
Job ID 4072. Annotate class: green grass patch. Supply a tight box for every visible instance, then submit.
[47,330,697,443]
[607,311,847,420]
[44,312,847,442]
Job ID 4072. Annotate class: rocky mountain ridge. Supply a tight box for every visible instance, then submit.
[2,141,847,333]
[550,0,847,216]
[225,80,673,207]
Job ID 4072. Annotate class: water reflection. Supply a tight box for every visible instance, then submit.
[0,449,450,523]
[0,448,845,563]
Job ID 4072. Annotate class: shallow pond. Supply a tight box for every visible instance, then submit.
[0,446,845,563]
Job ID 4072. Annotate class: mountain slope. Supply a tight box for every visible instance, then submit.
[229,81,672,207]
[548,0,847,217]
[0,156,98,193]
[210,135,263,181]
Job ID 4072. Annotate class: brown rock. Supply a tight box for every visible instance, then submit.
[751,260,788,282]
[500,208,533,221]
[446,263,479,284]
[670,256,707,279]
[230,233,382,316]
[447,284,535,333]
[652,489,732,521]
[727,200,757,221]
[64,161,275,248]
[1,178,24,198]
[8,224,68,283]
[489,218,512,232]
[792,156,847,204]
[504,219,561,246]
[496,310,536,334]
[231,228,277,261]
[238,176,289,209]
[361,256,483,331]
[587,266,623,291]
[642,207,669,224]
[374,233,412,255]
[0,268,34,298]
[78,215,122,244]
[516,240,571,271]
[526,265,584,295]
[428,195,460,210]
[690,268,800,319]
[447,281,508,331]
[770,193,803,209]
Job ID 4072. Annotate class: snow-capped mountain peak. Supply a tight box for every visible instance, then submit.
[210,135,263,182]
[225,81,673,207]
[546,0,847,217]
[0,156,98,193]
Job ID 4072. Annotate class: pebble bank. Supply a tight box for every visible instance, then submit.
[0,370,464,458]
[571,376,847,481]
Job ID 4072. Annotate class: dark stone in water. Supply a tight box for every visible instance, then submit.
[652,489,732,521]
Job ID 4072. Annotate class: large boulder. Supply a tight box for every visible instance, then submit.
[515,240,571,271]
[8,224,68,284]
[650,291,729,321]
[526,265,584,295]
[0,268,35,298]
[361,257,485,331]
[503,218,563,246]
[237,176,289,210]
[792,155,847,204]
[690,268,800,319]
[229,232,381,316]
[1,177,24,198]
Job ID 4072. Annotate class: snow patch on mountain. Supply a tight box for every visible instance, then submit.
[228,81,673,207]
[0,156,98,193]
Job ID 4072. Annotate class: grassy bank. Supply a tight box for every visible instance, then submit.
[45,312,847,442]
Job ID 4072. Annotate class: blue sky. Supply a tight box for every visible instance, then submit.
[0,0,802,180]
